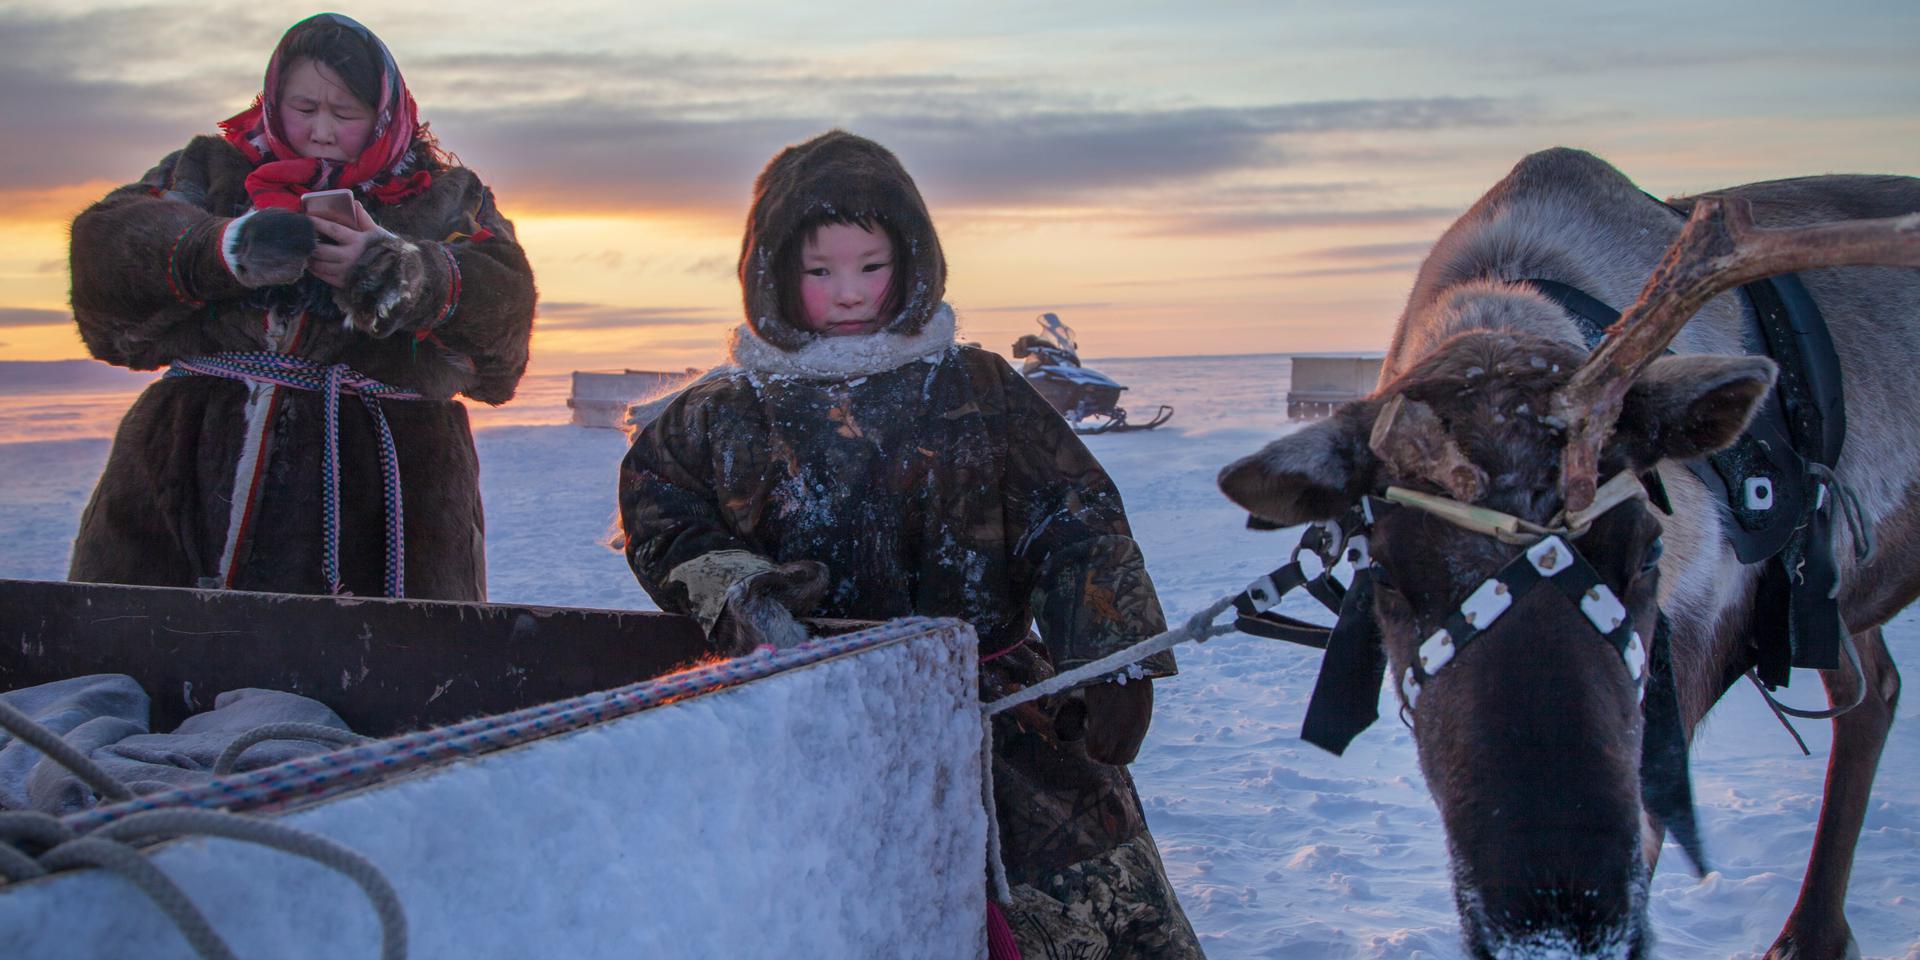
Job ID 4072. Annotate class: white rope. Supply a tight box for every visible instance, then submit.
[214,723,373,775]
[0,698,134,804]
[96,809,408,960]
[977,594,1239,905]
[980,716,1011,906]
[983,595,1238,717]
[39,835,242,960]
[0,812,62,882]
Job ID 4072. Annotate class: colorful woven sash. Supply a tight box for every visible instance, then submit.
[168,353,422,597]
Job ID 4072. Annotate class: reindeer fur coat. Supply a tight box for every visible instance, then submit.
[67,135,535,600]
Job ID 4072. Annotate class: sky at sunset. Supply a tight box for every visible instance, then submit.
[2,0,1916,376]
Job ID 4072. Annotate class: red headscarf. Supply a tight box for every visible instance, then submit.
[218,13,432,211]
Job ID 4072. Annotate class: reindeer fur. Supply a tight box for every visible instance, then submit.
[1227,148,1917,959]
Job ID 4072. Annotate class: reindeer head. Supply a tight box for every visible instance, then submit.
[1218,199,1919,958]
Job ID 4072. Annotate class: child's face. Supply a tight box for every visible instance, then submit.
[278,58,376,162]
[799,223,895,337]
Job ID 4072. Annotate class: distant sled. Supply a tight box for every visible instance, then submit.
[1011,313,1172,435]
[566,368,700,429]
[1284,354,1384,419]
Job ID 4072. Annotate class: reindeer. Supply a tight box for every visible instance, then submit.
[1216,148,1919,959]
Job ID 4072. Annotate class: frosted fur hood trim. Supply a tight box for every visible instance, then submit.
[727,303,956,380]
[738,130,947,351]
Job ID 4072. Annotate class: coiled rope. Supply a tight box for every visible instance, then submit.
[213,723,374,776]
[0,698,406,960]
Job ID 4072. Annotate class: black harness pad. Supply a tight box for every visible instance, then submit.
[1526,266,1847,682]
[1526,278,1810,562]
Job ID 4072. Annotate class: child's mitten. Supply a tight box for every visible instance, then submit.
[709,560,830,656]
[1059,678,1154,765]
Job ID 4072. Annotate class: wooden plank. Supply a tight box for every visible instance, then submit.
[0,579,710,737]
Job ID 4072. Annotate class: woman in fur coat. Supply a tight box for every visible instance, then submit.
[67,14,535,600]
[620,131,1202,958]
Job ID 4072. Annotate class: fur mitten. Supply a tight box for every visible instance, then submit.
[221,208,315,288]
[1055,678,1154,765]
[336,230,430,338]
[708,560,830,656]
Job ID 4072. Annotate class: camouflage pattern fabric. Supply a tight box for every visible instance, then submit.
[986,641,1155,884]
[621,344,1176,677]
[1004,834,1206,960]
[621,342,1185,894]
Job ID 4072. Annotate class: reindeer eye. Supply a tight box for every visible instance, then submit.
[1639,537,1665,574]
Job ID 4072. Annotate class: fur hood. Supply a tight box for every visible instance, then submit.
[737,130,947,352]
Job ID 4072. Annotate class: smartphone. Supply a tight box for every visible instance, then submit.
[300,189,358,228]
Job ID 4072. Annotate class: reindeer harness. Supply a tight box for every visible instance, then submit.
[1225,265,1859,873]
[1528,257,1853,693]
[1230,469,1708,871]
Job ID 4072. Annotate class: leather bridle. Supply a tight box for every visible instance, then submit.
[1230,470,1708,873]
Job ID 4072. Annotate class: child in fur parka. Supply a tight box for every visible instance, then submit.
[619,131,1204,958]
[66,14,535,600]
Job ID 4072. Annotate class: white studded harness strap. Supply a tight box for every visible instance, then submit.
[1388,472,1654,713]
[1226,469,1711,874]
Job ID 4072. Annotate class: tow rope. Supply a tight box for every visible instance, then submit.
[977,595,1241,910]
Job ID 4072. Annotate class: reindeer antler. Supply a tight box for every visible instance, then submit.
[1370,394,1489,503]
[1550,199,1920,511]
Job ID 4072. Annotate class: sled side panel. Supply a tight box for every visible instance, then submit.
[0,619,988,960]
[0,578,709,736]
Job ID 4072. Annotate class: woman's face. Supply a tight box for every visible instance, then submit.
[278,58,375,161]
[798,222,896,337]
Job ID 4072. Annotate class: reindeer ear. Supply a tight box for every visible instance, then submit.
[1617,354,1777,464]
[1218,407,1378,527]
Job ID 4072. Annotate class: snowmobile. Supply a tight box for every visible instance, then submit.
[1011,313,1172,434]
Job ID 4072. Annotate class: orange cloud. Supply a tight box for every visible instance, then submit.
[0,182,124,225]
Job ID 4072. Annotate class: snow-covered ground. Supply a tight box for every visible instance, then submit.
[2,356,1915,959]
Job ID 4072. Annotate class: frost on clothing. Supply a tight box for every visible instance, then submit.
[618,329,1187,881]
[621,342,1176,677]
[65,135,535,599]
[736,130,947,351]
[620,128,1198,955]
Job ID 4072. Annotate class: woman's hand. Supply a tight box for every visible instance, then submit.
[306,197,380,288]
